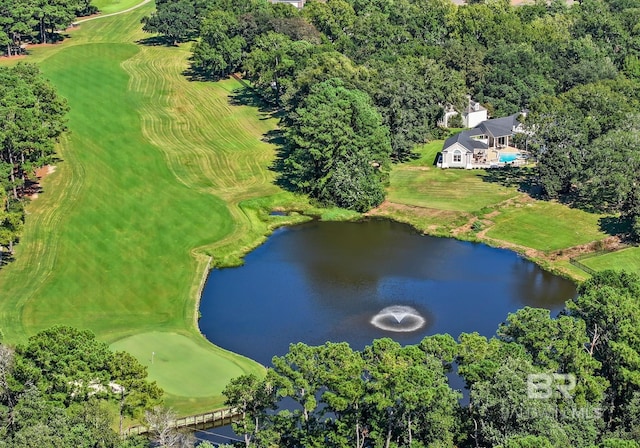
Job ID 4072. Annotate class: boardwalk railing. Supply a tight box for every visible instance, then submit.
[125,407,239,436]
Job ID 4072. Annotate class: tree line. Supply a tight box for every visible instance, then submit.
[0,63,68,265]
[526,79,640,239]
[0,0,96,55]
[143,0,640,226]
[0,325,235,448]
[0,326,163,447]
[142,0,466,211]
[222,270,640,448]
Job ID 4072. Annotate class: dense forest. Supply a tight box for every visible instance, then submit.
[143,0,640,223]
[0,64,68,264]
[223,271,640,448]
[0,0,96,55]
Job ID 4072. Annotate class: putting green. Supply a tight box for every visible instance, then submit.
[111,332,261,398]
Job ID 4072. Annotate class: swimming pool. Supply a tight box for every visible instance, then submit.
[499,153,520,163]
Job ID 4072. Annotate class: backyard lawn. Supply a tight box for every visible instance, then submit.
[382,140,614,269]
[387,142,518,212]
[484,202,608,252]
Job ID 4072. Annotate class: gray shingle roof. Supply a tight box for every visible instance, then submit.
[443,129,488,154]
[443,113,521,153]
[463,101,487,114]
[476,113,520,138]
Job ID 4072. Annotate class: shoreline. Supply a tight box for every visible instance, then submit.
[367,204,589,283]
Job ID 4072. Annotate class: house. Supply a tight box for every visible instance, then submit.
[438,104,458,128]
[438,98,486,128]
[461,100,487,128]
[438,113,525,169]
[269,0,306,8]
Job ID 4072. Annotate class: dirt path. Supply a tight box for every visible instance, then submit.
[73,0,152,25]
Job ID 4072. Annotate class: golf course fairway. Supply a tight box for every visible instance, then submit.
[0,1,318,414]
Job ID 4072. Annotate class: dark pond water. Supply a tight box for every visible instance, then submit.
[199,219,576,366]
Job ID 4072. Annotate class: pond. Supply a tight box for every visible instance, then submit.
[199,219,576,366]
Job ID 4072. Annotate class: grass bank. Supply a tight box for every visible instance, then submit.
[580,247,640,273]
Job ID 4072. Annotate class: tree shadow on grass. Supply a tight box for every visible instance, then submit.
[429,151,441,167]
[481,166,633,239]
[0,252,15,270]
[44,32,68,44]
[136,36,194,47]
[480,166,543,197]
[227,82,283,118]
[264,128,297,192]
[135,36,174,47]
[176,65,292,189]
[23,179,42,197]
[229,87,267,110]
[182,65,224,82]
[599,216,634,240]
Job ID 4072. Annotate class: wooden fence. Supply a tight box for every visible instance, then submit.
[125,407,239,436]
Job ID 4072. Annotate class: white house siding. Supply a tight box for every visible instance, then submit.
[269,0,305,7]
[441,143,471,168]
[463,109,488,128]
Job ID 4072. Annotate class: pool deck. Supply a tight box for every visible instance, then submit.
[471,147,528,169]
[437,146,529,169]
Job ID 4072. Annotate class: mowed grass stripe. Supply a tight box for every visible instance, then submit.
[121,41,301,269]
[388,168,518,212]
[13,43,233,338]
[485,201,607,251]
[0,133,86,330]
[386,141,518,213]
[0,3,308,413]
[382,140,612,262]
[124,45,278,199]
[13,3,152,66]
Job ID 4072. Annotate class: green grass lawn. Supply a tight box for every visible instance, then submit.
[581,247,640,273]
[485,201,607,252]
[92,0,147,14]
[381,140,612,274]
[0,2,314,414]
[14,42,238,338]
[387,142,518,212]
[111,332,264,410]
